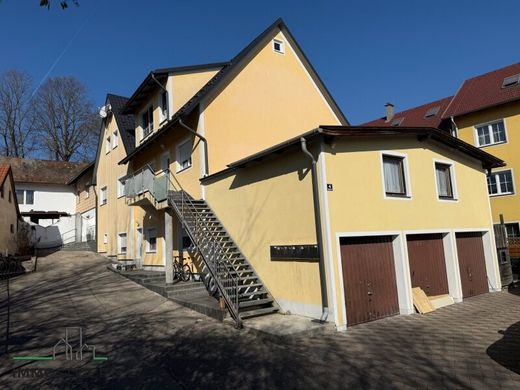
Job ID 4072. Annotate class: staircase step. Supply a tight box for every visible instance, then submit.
[239,298,273,308]
[240,306,279,319]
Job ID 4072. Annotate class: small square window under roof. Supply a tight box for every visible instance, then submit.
[502,74,520,88]
[424,106,440,118]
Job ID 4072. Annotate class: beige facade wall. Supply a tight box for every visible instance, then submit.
[75,171,96,214]
[95,114,132,257]
[0,174,18,255]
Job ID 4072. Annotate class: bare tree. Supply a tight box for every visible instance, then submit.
[40,0,79,9]
[0,70,37,158]
[33,76,99,161]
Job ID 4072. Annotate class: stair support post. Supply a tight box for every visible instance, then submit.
[165,210,174,284]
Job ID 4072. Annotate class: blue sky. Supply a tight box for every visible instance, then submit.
[1,1,519,124]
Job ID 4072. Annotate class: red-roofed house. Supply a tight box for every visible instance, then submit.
[0,164,21,255]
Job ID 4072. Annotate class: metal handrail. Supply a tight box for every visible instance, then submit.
[125,163,242,326]
[165,171,242,327]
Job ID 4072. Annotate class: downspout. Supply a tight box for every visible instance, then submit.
[300,137,329,322]
[151,72,169,120]
[179,118,209,177]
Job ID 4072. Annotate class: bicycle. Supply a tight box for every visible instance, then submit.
[173,256,192,282]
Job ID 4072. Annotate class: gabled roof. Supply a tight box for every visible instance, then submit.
[0,157,89,185]
[201,126,504,182]
[67,161,94,185]
[120,18,348,165]
[443,62,520,118]
[122,62,230,115]
[91,94,135,185]
[0,163,20,217]
[363,96,453,128]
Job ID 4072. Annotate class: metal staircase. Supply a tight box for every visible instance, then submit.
[167,188,278,328]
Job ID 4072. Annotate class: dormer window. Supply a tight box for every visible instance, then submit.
[273,39,285,54]
[502,74,520,88]
[141,105,154,141]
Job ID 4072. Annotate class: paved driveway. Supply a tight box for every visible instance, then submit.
[1,250,519,389]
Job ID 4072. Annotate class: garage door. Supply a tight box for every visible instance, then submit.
[340,236,399,326]
[407,234,449,296]
[456,232,489,298]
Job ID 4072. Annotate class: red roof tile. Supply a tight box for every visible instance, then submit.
[443,62,520,118]
[362,96,453,128]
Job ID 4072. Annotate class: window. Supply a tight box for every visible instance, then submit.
[84,187,90,199]
[435,162,454,199]
[476,120,506,147]
[103,233,108,244]
[118,233,127,254]
[112,130,118,149]
[141,105,154,140]
[25,190,34,205]
[424,106,440,118]
[488,170,514,196]
[176,139,192,172]
[382,154,408,197]
[391,118,404,127]
[100,186,107,205]
[160,91,168,122]
[117,177,126,198]
[146,228,157,252]
[0,185,3,198]
[273,39,284,54]
[16,189,24,204]
[10,224,14,234]
[105,135,111,153]
[160,152,170,173]
[505,223,520,238]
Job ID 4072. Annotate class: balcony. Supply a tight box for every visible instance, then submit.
[124,166,169,209]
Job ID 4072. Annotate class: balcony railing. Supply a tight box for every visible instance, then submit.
[124,166,169,202]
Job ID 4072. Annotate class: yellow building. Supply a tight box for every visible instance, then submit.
[444,63,520,237]
[0,164,20,256]
[94,19,504,328]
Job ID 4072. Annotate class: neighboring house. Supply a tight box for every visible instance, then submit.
[364,62,520,238]
[95,18,503,328]
[0,156,90,246]
[0,164,20,256]
[68,162,96,243]
[93,94,135,258]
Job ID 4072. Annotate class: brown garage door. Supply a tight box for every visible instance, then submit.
[340,236,399,326]
[456,232,489,298]
[407,234,449,296]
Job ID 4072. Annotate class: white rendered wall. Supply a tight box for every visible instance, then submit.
[15,183,76,214]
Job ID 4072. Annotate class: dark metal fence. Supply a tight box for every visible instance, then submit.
[0,256,26,356]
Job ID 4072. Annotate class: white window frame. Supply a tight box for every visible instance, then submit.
[159,91,168,124]
[100,186,107,206]
[433,159,458,202]
[473,119,508,148]
[117,176,126,198]
[272,38,285,54]
[112,129,118,149]
[380,151,412,200]
[504,221,520,238]
[176,138,192,173]
[105,135,111,154]
[25,190,34,205]
[487,168,515,197]
[141,105,154,142]
[146,228,157,253]
[118,232,127,254]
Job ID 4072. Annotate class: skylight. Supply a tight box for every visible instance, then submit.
[391,118,404,127]
[424,106,440,118]
[502,74,520,88]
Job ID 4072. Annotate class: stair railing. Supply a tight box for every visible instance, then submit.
[162,169,242,327]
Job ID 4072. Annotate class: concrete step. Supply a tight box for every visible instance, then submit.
[240,306,279,320]
[239,298,274,309]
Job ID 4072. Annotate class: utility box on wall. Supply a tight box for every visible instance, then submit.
[270,245,319,261]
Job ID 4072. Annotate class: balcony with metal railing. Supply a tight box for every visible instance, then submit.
[124,165,169,209]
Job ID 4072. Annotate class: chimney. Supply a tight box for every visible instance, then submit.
[384,102,394,123]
